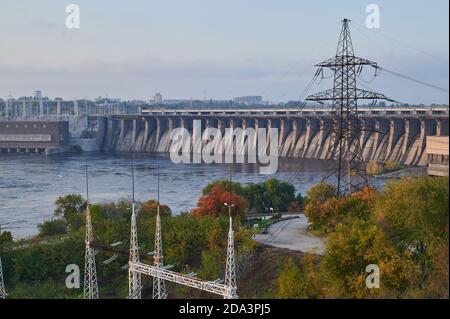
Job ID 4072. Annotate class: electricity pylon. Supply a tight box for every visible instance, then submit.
[0,256,6,299]
[152,206,166,299]
[224,204,237,299]
[83,165,99,299]
[224,164,237,299]
[306,18,392,197]
[128,202,142,299]
[128,158,142,299]
[153,160,167,299]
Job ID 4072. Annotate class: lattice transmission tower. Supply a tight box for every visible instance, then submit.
[225,209,237,299]
[152,205,166,299]
[224,164,237,299]
[306,18,392,197]
[153,160,167,299]
[0,256,6,299]
[128,159,142,299]
[83,165,99,299]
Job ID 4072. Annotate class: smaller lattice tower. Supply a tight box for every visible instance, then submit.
[83,164,99,299]
[153,160,167,299]
[128,158,142,299]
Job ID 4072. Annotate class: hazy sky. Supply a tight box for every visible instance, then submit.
[0,0,448,104]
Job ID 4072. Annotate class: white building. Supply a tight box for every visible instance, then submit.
[153,93,163,103]
[233,96,263,105]
[33,90,42,100]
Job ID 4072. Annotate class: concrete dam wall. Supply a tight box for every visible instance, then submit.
[97,114,449,167]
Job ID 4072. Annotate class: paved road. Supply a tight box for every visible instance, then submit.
[253,214,326,255]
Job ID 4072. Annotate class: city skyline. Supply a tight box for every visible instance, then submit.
[0,0,448,104]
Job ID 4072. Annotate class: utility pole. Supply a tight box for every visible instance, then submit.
[128,157,142,299]
[83,164,99,299]
[153,159,167,299]
[306,18,392,198]
[224,164,237,299]
[0,256,6,299]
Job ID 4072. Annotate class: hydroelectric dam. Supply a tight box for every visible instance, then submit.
[84,106,448,167]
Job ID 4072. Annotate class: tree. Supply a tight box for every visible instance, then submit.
[245,179,296,214]
[373,176,449,289]
[276,258,307,298]
[304,184,371,233]
[140,199,172,217]
[304,183,337,233]
[202,180,245,197]
[38,219,68,237]
[0,231,13,244]
[54,194,86,232]
[192,185,248,218]
[323,219,417,298]
[54,194,86,218]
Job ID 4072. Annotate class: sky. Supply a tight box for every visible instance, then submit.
[0,0,448,104]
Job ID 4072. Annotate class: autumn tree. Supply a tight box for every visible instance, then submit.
[373,176,449,292]
[323,219,418,298]
[192,185,248,218]
[276,258,307,299]
[140,199,172,217]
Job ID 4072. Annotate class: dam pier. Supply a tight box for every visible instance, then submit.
[88,106,449,167]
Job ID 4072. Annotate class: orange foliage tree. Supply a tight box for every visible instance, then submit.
[192,185,248,218]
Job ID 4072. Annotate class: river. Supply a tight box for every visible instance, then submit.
[0,153,383,238]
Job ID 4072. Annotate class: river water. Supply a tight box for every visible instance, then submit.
[0,153,382,238]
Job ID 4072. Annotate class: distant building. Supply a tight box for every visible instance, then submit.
[33,90,42,100]
[0,121,70,155]
[426,136,449,176]
[153,93,163,103]
[233,96,263,105]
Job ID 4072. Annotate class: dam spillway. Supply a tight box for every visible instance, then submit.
[94,108,449,167]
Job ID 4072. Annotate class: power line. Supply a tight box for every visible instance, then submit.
[352,22,449,64]
[378,67,449,93]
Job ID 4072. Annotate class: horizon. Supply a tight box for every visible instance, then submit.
[0,0,448,104]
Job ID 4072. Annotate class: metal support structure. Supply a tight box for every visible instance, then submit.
[128,202,142,299]
[83,165,99,299]
[224,205,238,299]
[152,160,166,299]
[128,162,239,299]
[0,256,6,299]
[128,157,142,299]
[84,206,99,299]
[306,18,392,197]
[130,262,234,298]
[152,206,167,299]
[224,163,238,299]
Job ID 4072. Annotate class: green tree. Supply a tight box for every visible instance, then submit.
[54,194,86,232]
[323,219,417,298]
[373,176,449,289]
[0,231,13,244]
[38,219,68,237]
[276,258,307,298]
[304,183,337,232]
[54,194,86,218]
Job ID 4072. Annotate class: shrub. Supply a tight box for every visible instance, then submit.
[38,219,68,237]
